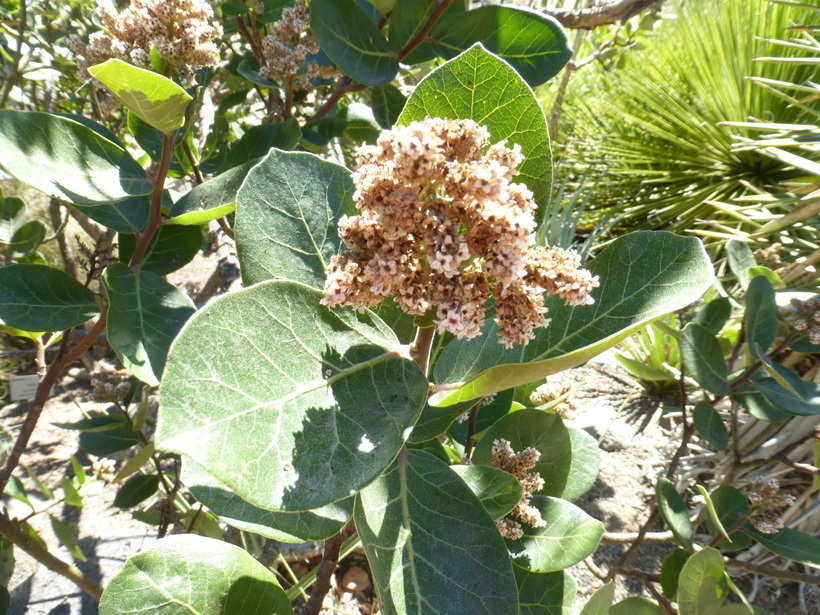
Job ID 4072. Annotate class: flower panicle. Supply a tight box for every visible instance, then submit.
[491,438,546,539]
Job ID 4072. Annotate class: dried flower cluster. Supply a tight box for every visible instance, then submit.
[259,0,338,89]
[530,381,578,420]
[68,0,222,86]
[491,439,545,540]
[747,478,795,534]
[788,296,820,345]
[753,243,787,272]
[322,118,599,347]
[91,371,131,403]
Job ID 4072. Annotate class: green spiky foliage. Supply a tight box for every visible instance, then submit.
[563,0,818,252]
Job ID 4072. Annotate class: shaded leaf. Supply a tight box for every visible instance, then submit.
[656,477,693,551]
[472,409,598,502]
[9,221,45,258]
[611,597,664,615]
[0,110,151,205]
[113,474,160,508]
[310,0,398,86]
[80,424,140,456]
[432,232,712,406]
[166,159,258,225]
[726,240,756,290]
[220,119,301,171]
[742,525,820,568]
[183,460,354,542]
[579,581,614,615]
[50,515,86,562]
[745,276,778,359]
[98,534,292,615]
[516,568,576,615]
[371,84,406,128]
[118,225,202,276]
[70,195,150,234]
[355,449,519,615]
[157,281,427,512]
[89,59,192,133]
[693,401,729,451]
[451,464,523,519]
[103,263,196,386]
[677,547,728,615]
[661,548,689,599]
[733,384,790,422]
[681,323,729,395]
[235,149,354,288]
[0,264,99,332]
[693,297,732,336]
[507,496,604,572]
[399,44,552,224]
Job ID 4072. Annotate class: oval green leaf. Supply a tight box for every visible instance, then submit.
[693,297,732,336]
[310,0,398,86]
[692,401,729,451]
[183,460,354,543]
[708,486,751,550]
[166,160,259,225]
[660,547,689,599]
[235,149,355,288]
[451,464,523,520]
[579,582,614,615]
[507,496,604,572]
[113,474,160,509]
[681,323,729,395]
[0,110,151,205]
[118,225,202,276]
[220,118,301,172]
[741,525,820,568]
[354,449,519,615]
[745,275,779,359]
[611,597,664,615]
[472,409,599,502]
[103,263,196,386]
[9,221,45,258]
[398,43,552,224]
[655,477,693,551]
[99,534,293,615]
[515,567,576,615]
[0,264,99,332]
[431,232,712,406]
[89,59,192,133]
[70,195,150,234]
[676,547,728,615]
[157,281,427,512]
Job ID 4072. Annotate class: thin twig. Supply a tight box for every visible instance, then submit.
[129,132,174,268]
[462,403,480,459]
[303,519,356,615]
[725,558,820,586]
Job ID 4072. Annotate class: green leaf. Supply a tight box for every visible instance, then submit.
[89,59,192,133]
[310,0,398,86]
[0,264,99,332]
[388,0,465,56]
[0,538,13,589]
[451,464,523,519]
[4,476,33,510]
[614,353,675,382]
[70,195,150,234]
[677,547,728,615]
[432,232,712,406]
[0,111,151,205]
[60,476,84,507]
[579,582,614,615]
[113,474,160,508]
[726,240,756,290]
[745,276,778,359]
[742,525,820,568]
[515,568,576,615]
[0,196,25,242]
[113,443,156,483]
[747,266,785,290]
[354,449,519,615]
[157,281,427,512]
[661,548,689,599]
[53,414,128,432]
[183,460,354,542]
[220,119,301,171]
[0,585,9,615]
[103,263,196,386]
[166,160,257,225]
[399,44,552,225]
[472,409,598,502]
[693,297,732,336]
[371,84,406,128]
[235,149,354,288]
[507,496,604,572]
[733,384,790,422]
[50,515,86,562]
[428,6,571,87]
[409,398,474,443]
[693,401,729,451]
[9,220,45,258]
[752,377,820,417]
[340,102,381,144]
[98,534,293,615]
[611,597,665,615]
[117,225,202,276]
[80,423,140,456]
[681,323,729,395]
[697,485,732,545]
[656,477,693,551]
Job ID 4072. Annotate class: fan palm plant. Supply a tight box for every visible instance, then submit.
[561,0,818,253]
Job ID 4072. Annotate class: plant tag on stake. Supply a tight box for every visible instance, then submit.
[9,374,55,401]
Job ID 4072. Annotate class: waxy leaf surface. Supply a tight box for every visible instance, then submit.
[516,568,576,615]
[89,59,192,133]
[354,450,519,615]
[118,225,202,276]
[681,323,729,395]
[399,44,552,224]
[103,263,196,386]
[742,525,820,568]
[676,547,728,615]
[692,401,729,451]
[0,110,150,205]
[183,460,353,543]
[432,232,712,406]
[656,477,693,551]
[745,276,778,359]
[507,496,604,572]
[0,264,99,332]
[99,534,292,615]
[235,149,354,288]
[166,159,258,225]
[157,281,427,511]
[451,464,523,519]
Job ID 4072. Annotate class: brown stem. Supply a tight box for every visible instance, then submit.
[63,307,108,367]
[546,0,663,30]
[181,140,204,185]
[0,0,26,108]
[129,132,174,269]
[708,516,747,548]
[34,337,47,378]
[217,216,235,240]
[303,519,356,615]
[409,326,436,377]
[725,557,820,586]
[397,0,456,62]
[0,512,103,601]
[462,403,480,459]
[308,77,367,123]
